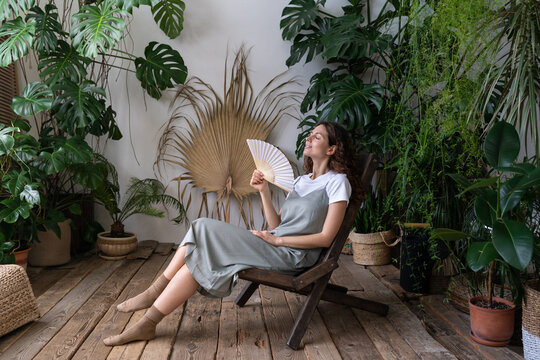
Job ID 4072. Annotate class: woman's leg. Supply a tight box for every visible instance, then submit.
[104,264,199,346]
[117,246,188,312]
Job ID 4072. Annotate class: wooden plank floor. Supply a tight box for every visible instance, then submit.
[0,242,522,359]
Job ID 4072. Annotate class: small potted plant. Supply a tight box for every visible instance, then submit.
[93,164,186,259]
[438,121,539,346]
[349,184,400,265]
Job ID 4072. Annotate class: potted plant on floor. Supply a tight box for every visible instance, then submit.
[439,121,539,346]
[349,183,400,265]
[93,164,186,259]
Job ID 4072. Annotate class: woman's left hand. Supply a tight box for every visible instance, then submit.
[250,230,282,246]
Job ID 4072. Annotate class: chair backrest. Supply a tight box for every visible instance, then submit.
[321,153,378,262]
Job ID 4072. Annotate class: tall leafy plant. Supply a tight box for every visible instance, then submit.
[436,122,540,304]
[467,0,540,158]
[0,0,188,247]
[280,0,394,157]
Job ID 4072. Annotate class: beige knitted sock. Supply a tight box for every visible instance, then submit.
[103,306,165,346]
[117,274,170,312]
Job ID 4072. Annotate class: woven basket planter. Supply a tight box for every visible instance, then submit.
[523,279,540,359]
[0,265,40,337]
[349,229,400,265]
[448,273,513,314]
[97,232,137,259]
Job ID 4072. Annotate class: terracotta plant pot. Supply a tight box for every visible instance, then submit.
[13,248,31,270]
[29,219,72,267]
[97,232,137,259]
[469,296,516,346]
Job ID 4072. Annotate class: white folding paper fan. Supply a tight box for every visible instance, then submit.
[246,139,294,192]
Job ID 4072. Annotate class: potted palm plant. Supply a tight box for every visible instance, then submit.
[93,163,186,259]
[437,121,539,346]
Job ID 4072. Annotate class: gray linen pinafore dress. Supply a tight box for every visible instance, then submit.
[180,187,330,297]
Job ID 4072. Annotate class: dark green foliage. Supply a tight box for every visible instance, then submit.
[26,4,64,53]
[152,0,185,39]
[135,41,187,99]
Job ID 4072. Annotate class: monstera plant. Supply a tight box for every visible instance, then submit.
[0,0,188,259]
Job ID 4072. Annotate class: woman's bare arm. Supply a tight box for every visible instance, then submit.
[250,201,347,248]
[251,170,281,229]
[259,188,281,230]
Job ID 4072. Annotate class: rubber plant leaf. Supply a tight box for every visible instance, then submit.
[473,191,497,228]
[11,82,53,116]
[493,219,534,271]
[70,0,127,58]
[134,41,187,99]
[483,121,520,169]
[0,16,35,67]
[466,241,498,272]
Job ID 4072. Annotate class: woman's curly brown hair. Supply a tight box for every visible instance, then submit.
[303,121,365,203]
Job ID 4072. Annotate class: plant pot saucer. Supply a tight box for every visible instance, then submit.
[98,251,127,261]
[470,331,510,347]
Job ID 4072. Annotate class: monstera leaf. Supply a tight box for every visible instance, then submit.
[134,41,187,99]
[280,0,324,41]
[51,80,106,134]
[0,0,34,22]
[321,15,391,60]
[285,17,329,67]
[11,82,53,116]
[38,40,90,86]
[26,4,64,53]
[0,17,35,66]
[319,76,383,129]
[115,0,159,12]
[70,0,127,58]
[300,68,334,113]
[152,0,185,39]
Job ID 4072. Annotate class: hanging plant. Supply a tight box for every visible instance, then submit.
[155,47,301,226]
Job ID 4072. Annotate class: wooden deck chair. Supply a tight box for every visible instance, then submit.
[235,153,389,350]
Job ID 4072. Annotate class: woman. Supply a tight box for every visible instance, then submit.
[103,122,361,346]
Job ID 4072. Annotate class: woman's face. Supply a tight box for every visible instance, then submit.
[303,124,335,160]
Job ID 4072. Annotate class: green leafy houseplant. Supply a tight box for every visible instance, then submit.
[466,0,540,158]
[93,163,186,237]
[0,0,188,251]
[437,122,539,306]
[280,0,394,157]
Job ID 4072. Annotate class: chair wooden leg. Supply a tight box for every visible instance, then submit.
[235,281,259,307]
[286,274,331,350]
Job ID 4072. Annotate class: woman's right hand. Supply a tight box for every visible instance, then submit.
[250,170,269,193]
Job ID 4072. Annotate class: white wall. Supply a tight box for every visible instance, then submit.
[94,0,350,243]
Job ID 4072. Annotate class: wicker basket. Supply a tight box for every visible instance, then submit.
[448,273,513,314]
[523,279,540,360]
[0,265,40,337]
[349,229,400,265]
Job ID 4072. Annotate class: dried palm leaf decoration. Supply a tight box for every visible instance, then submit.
[155,47,301,226]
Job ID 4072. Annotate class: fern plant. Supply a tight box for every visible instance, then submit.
[93,163,185,237]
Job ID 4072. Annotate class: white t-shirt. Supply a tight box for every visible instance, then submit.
[289,171,352,204]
